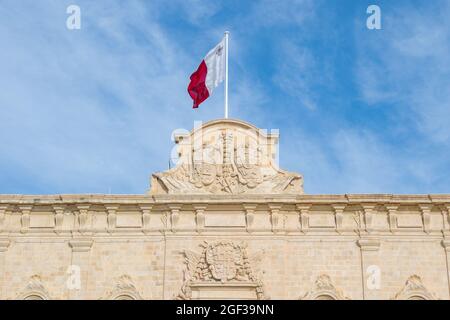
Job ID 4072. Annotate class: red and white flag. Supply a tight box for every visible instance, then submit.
[188,37,226,108]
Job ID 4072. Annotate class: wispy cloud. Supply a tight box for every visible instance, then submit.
[0,0,448,195]
[356,1,450,143]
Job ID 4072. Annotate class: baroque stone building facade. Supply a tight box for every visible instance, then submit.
[0,119,449,300]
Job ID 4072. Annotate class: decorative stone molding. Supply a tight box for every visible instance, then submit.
[243,204,257,233]
[177,240,266,300]
[69,239,93,252]
[150,119,303,195]
[0,205,7,232]
[385,204,398,233]
[19,205,32,234]
[418,204,432,234]
[193,205,207,233]
[0,238,10,253]
[357,238,381,252]
[361,204,377,234]
[102,275,143,300]
[16,275,52,300]
[268,204,283,233]
[392,275,438,300]
[332,204,345,233]
[442,239,450,252]
[139,204,153,234]
[52,205,65,234]
[296,204,310,233]
[300,274,350,300]
[168,205,181,233]
[440,204,450,231]
[76,205,90,232]
[105,205,118,233]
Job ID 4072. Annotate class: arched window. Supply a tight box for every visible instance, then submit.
[408,295,427,300]
[24,294,46,300]
[114,294,136,300]
[315,294,336,300]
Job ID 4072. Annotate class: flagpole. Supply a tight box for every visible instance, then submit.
[224,31,229,119]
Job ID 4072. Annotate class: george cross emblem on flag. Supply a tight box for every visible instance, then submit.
[215,45,223,56]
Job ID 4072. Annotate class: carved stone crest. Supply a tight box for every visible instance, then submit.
[206,241,244,282]
[177,240,266,300]
[150,119,303,195]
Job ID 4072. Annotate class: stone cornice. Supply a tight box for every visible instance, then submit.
[0,194,448,236]
[0,193,449,205]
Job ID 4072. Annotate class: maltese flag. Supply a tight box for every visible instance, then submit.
[188,37,226,108]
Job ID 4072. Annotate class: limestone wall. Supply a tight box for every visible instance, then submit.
[0,194,449,300]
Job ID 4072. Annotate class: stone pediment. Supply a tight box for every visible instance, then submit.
[150,119,303,195]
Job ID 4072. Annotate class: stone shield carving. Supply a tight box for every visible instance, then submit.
[150,119,303,195]
[205,241,244,282]
[177,240,266,300]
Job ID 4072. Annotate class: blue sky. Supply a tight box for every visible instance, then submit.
[0,0,449,195]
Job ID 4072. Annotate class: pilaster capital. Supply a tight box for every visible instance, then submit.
[193,204,208,212]
[331,204,346,212]
[167,204,182,212]
[0,238,10,252]
[52,205,66,214]
[357,238,381,252]
[138,204,153,212]
[385,204,399,212]
[69,239,93,252]
[18,205,33,213]
[105,205,119,213]
[442,239,450,252]
[418,203,433,213]
[76,204,91,213]
[242,203,257,212]
[268,203,283,212]
[295,203,311,212]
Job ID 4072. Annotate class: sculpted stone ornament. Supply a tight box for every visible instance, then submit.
[177,240,266,300]
[392,275,438,300]
[150,119,303,195]
[300,274,350,300]
[15,275,52,300]
[102,275,143,300]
